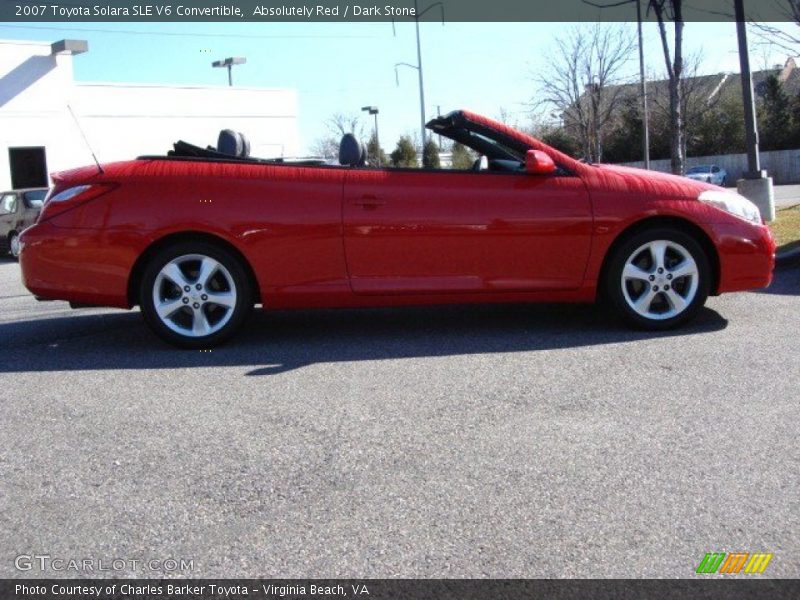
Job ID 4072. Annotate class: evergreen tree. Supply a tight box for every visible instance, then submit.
[540,128,582,159]
[366,131,387,166]
[759,74,792,151]
[390,136,419,168]
[422,139,441,168]
[599,98,644,163]
[450,142,474,169]
[690,95,746,157]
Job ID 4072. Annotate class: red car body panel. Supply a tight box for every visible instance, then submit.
[19,110,775,312]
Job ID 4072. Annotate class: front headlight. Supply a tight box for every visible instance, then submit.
[698,190,762,225]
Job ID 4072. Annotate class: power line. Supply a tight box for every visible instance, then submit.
[0,24,379,39]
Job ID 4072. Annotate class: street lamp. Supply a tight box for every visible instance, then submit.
[212,57,246,87]
[361,106,380,165]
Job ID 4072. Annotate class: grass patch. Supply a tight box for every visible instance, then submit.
[770,204,800,254]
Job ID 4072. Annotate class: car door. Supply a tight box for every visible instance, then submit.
[21,192,44,228]
[342,168,593,294]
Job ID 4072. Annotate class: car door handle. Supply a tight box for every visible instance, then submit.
[353,196,386,209]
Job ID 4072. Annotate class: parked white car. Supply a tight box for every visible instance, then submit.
[686,165,728,186]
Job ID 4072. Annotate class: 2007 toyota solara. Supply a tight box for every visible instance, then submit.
[19,110,775,348]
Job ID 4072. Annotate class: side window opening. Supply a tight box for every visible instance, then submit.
[1,194,18,214]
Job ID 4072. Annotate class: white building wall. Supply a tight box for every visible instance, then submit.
[0,39,299,190]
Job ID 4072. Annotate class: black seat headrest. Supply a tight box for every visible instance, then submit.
[339,134,365,167]
[217,129,250,158]
[239,132,251,158]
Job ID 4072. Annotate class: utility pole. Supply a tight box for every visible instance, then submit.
[736,0,759,177]
[734,0,775,221]
[636,0,650,169]
[393,2,444,156]
[414,0,426,148]
[436,105,443,148]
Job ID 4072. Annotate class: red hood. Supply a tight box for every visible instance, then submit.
[589,163,721,199]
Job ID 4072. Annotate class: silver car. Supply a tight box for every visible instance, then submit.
[686,165,728,186]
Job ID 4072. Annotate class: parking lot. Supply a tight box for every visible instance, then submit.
[0,255,798,578]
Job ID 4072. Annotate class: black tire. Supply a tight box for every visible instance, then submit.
[139,241,253,348]
[9,232,20,260]
[605,228,711,330]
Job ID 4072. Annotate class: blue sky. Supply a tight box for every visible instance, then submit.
[1,21,797,154]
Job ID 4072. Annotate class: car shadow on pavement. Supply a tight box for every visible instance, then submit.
[0,301,728,375]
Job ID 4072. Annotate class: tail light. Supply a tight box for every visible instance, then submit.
[38,183,117,222]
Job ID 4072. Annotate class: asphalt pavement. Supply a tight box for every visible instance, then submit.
[0,256,798,578]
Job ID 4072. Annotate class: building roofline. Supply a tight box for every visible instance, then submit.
[0,38,53,47]
[74,81,296,93]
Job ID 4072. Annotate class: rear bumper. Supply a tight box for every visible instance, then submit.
[713,221,775,294]
[19,222,141,308]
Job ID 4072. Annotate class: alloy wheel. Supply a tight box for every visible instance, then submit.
[9,233,20,258]
[620,240,699,321]
[151,253,238,337]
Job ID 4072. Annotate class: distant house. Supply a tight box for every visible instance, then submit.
[564,58,800,144]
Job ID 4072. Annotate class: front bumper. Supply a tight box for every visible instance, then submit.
[713,220,776,294]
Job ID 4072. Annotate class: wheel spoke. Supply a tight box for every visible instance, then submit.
[161,262,190,289]
[649,241,668,271]
[665,289,688,313]
[633,288,657,314]
[669,259,697,280]
[156,298,184,320]
[196,257,220,287]
[205,290,236,309]
[191,310,212,336]
[623,263,651,282]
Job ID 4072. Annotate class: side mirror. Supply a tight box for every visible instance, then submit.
[525,149,556,175]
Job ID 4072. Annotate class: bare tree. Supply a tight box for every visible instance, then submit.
[533,24,636,162]
[310,112,366,159]
[649,51,724,161]
[309,136,339,159]
[751,1,800,55]
[326,112,366,138]
[650,0,686,174]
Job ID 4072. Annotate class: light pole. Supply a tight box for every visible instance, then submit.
[636,0,650,169]
[734,0,775,221]
[362,106,380,165]
[212,57,246,87]
[394,1,444,152]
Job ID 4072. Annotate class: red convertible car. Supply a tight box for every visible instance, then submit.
[19,110,775,348]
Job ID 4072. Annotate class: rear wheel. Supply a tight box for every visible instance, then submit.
[139,242,253,348]
[605,228,710,330]
[9,232,20,259]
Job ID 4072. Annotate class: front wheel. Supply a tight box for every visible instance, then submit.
[139,242,253,348]
[605,229,711,330]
